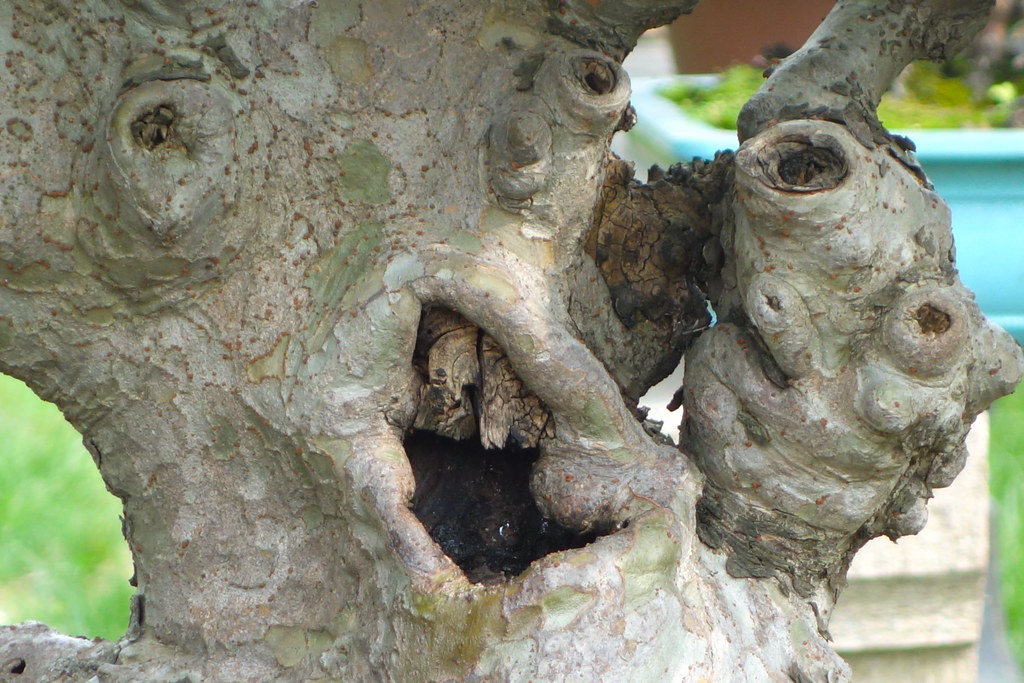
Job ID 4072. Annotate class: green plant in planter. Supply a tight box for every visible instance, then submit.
[658,66,765,129]
[660,62,1022,129]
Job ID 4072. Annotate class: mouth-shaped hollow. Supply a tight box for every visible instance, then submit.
[405,430,603,584]
[404,306,614,584]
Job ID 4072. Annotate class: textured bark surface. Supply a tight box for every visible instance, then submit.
[1,0,1020,681]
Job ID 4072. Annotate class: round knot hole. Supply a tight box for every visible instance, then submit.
[747,133,850,194]
[131,104,178,150]
[914,303,952,335]
[776,140,846,189]
[576,57,616,95]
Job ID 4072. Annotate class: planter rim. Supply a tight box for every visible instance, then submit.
[633,77,1024,163]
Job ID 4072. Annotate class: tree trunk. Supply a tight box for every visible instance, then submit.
[1,1,1019,680]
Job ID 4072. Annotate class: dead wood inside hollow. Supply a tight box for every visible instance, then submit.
[411,307,553,450]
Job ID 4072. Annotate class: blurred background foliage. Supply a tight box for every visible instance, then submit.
[0,375,132,640]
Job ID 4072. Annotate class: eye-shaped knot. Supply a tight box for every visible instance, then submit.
[533,50,630,137]
[77,74,243,301]
[105,78,236,243]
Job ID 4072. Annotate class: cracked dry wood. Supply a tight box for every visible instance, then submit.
[580,154,732,402]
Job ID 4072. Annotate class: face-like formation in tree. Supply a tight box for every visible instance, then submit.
[0,1,1018,680]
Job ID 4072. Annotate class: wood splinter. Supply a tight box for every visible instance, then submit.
[412,307,553,450]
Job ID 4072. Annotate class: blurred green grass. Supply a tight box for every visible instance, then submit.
[0,373,132,640]
[0,371,1021,662]
[989,385,1024,668]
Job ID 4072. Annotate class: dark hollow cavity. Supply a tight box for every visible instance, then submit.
[405,430,602,584]
[131,105,177,150]
[760,135,848,193]
[914,303,952,334]
[776,141,846,189]
[577,57,616,95]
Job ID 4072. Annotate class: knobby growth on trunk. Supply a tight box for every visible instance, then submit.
[1,0,1020,680]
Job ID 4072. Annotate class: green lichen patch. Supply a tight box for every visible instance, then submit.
[304,442,346,485]
[299,506,324,530]
[309,437,353,474]
[540,585,595,630]
[419,589,504,676]
[210,417,240,461]
[303,221,383,353]
[336,140,391,204]
[2,261,62,292]
[323,38,372,86]
[82,305,116,325]
[264,625,334,668]
[581,394,627,452]
[264,626,307,668]
[309,0,362,40]
[449,229,483,254]
[616,512,682,609]
[399,576,571,679]
[100,255,193,293]
[247,334,290,383]
[307,221,383,306]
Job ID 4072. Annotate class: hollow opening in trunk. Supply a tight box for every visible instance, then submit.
[405,306,608,583]
[405,430,601,584]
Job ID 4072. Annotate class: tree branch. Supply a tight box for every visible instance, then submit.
[738,0,995,148]
[683,117,1023,619]
[0,623,118,681]
[544,0,701,53]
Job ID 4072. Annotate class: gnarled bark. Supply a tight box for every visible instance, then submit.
[1,0,1019,681]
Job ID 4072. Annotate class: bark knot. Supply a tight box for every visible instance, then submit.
[914,303,952,335]
[131,104,178,151]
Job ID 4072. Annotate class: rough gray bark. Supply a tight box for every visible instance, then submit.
[0,0,1020,680]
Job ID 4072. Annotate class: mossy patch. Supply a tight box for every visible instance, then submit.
[247,334,290,383]
[211,416,240,461]
[582,394,626,450]
[309,222,382,305]
[264,625,334,668]
[540,585,595,630]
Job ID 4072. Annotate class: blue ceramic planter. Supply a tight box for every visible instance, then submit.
[622,78,1024,343]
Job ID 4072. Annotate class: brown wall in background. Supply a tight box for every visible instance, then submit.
[669,0,836,73]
